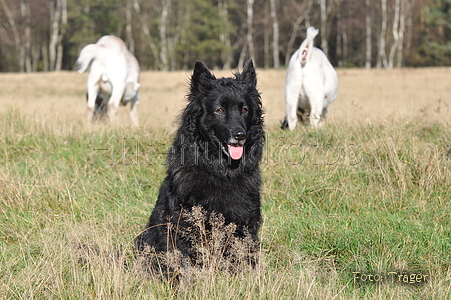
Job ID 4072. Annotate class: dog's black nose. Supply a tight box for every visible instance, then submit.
[233,130,247,141]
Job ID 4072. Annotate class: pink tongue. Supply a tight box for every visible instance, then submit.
[228,145,243,160]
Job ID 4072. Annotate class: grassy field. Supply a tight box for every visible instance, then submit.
[1,67,451,299]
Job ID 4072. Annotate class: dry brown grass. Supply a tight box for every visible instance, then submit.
[1,67,449,130]
[1,68,451,299]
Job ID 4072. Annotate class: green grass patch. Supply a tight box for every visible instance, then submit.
[1,111,451,299]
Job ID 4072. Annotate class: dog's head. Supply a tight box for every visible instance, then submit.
[182,60,263,162]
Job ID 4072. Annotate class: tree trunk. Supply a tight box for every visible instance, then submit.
[342,14,348,66]
[238,43,247,69]
[365,0,372,69]
[269,0,279,69]
[1,0,22,72]
[21,0,31,72]
[134,0,162,69]
[377,0,388,69]
[55,0,67,71]
[219,0,232,69]
[42,44,49,72]
[178,2,190,70]
[160,0,170,71]
[388,0,400,68]
[285,15,303,67]
[49,0,61,71]
[31,44,38,72]
[263,1,270,69]
[320,0,328,56]
[404,0,413,57]
[246,0,255,65]
[337,4,343,66]
[285,0,313,66]
[126,1,134,54]
[397,0,406,68]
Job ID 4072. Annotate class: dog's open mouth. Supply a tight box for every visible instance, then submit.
[220,141,245,160]
[228,144,244,160]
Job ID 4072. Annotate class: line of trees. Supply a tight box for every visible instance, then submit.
[1,0,450,72]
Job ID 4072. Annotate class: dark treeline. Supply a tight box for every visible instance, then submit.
[0,0,450,72]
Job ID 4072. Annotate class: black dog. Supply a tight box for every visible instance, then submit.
[135,60,264,274]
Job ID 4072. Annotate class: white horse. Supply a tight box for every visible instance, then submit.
[76,35,140,127]
[283,27,338,129]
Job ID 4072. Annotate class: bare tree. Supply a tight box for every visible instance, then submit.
[336,2,348,67]
[320,0,328,56]
[134,0,162,69]
[21,0,31,72]
[404,0,413,56]
[126,0,134,53]
[1,0,22,71]
[396,0,406,68]
[285,0,313,66]
[269,0,279,68]
[388,0,401,68]
[246,0,255,66]
[0,0,438,71]
[42,44,49,72]
[31,43,39,72]
[365,0,372,68]
[49,0,61,71]
[319,0,341,58]
[391,0,406,68]
[160,0,170,71]
[219,0,232,69]
[377,0,388,68]
[263,1,270,68]
[168,3,180,71]
[237,43,248,70]
[55,0,67,71]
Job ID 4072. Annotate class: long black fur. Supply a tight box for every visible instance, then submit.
[135,60,264,273]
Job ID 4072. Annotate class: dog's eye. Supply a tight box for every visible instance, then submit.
[216,108,225,114]
[242,106,248,114]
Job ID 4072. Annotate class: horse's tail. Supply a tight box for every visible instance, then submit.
[298,27,319,65]
[75,44,99,74]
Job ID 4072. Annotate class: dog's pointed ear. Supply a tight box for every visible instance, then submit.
[190,60,216,95]
[241,59,257,87]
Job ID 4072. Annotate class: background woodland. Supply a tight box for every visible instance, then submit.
[1,0,450,72]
